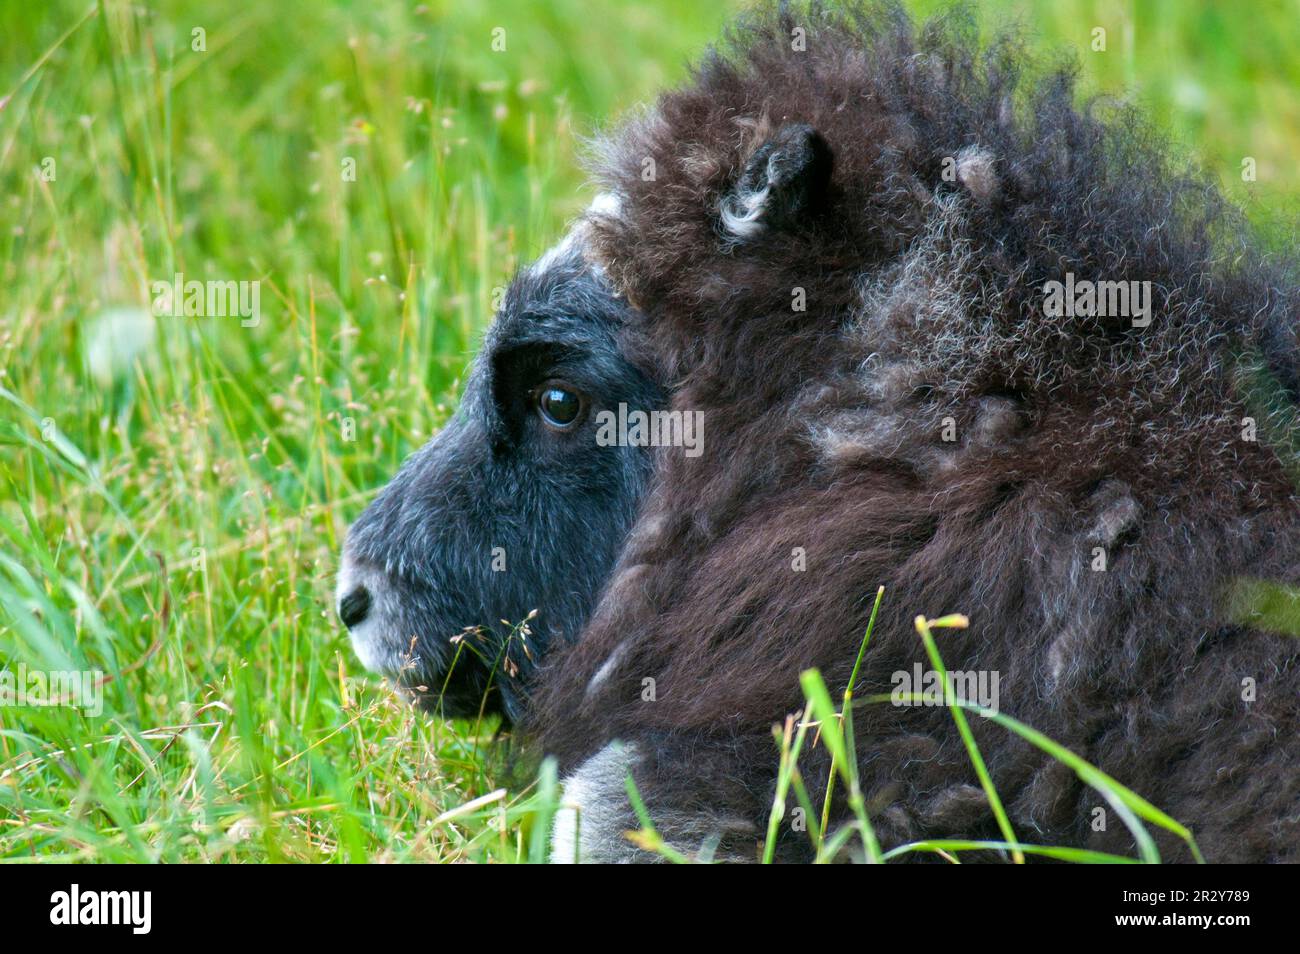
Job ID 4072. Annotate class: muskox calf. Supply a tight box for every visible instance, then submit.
[338,1,1300,862]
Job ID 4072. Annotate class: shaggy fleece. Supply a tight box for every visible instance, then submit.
[529,0,1300,862]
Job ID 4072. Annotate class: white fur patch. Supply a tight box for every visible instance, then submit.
[587,191,623,220]
[955,145,998,202]
[551,742,638,864]
[719,159,774,239]
[584,638,630,698]
[530,192,624,277]
[335,556,411,678]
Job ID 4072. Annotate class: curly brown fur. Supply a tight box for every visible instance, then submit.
[529,1,1300,862]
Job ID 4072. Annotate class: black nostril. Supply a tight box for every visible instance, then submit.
[339,586,372,629]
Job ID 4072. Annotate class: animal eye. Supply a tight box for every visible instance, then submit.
[536,383,585,430]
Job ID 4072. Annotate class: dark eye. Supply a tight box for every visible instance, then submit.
[536,383,584,430]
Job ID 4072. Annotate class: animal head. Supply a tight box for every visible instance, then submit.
[336,201,662,722]
[335,92,843,720]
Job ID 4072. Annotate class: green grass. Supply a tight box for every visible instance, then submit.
[1,0,1296,863]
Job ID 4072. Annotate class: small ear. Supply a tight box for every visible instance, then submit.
[720,123,833,241]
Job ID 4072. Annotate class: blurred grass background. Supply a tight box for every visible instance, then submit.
[0,0,1296,862]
